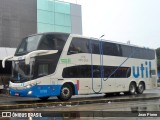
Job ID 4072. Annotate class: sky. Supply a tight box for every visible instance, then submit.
[63,0,160,49]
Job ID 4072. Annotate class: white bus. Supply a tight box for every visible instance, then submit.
[2,32,158,101]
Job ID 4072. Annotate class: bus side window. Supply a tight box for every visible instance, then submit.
[103,42,120,56]
[38,36,55,50]
[78,66,91,78]
[67,43,79,54]
[121,45,132,57]
[150,70,156,75]
[38,34,68,51]
[91,40,100,54]
[103,66,131,78]
[92,66,100,78]
[62,66,78,78]
[67,38,90,55]
[38,64,49,77]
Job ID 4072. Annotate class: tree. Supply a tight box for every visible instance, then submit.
[156,47,160,68]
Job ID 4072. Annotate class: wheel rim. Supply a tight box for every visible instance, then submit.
[130,84,135,93]
[62,87,70,98]
[139,84,144,92]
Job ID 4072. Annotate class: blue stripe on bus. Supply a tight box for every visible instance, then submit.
[9,84,78,98]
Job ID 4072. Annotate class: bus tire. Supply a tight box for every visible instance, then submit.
[128,82,136,95]
[137,82,145,94]
[39,97,49,101]
[57,84,73,101]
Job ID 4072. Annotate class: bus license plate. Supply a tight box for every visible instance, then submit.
[15,93,19,96]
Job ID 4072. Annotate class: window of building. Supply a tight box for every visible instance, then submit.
[37,0,71,33]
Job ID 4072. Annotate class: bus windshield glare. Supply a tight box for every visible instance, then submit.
[15,35,42,55]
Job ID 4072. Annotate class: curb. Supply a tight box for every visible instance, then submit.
[0,95,160,110]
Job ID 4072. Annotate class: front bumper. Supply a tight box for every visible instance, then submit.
[9,85,62,98]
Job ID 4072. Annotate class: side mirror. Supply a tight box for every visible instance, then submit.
[25,50,58,64]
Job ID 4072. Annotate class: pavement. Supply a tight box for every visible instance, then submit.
[0,87,160,110]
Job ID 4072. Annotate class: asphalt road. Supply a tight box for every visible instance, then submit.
[0,88,160,119]
[2,97,160,120]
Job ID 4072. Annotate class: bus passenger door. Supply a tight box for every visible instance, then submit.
[90,39,104,93]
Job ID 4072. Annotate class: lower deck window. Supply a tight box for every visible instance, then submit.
[38,64,49,77]
[62,65,131,78]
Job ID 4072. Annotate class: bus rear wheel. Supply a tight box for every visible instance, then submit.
[57,84,73,101]
[137,82,145,94]
[128,82,136,95]
[39,97,49,101]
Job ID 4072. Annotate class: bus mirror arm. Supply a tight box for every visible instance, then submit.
[2,55,14,68]
[25,50,58,64]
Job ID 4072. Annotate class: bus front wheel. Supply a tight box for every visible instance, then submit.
[57,84,73,101]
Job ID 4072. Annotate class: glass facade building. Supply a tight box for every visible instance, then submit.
[37,0,71,33]
[0,0,82,48]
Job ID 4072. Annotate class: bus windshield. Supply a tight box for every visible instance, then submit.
[15,35,42,56]
[11,33,69,82]
[11,58,35,82]
[15,33,69,56]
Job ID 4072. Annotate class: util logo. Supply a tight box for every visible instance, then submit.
[132,61,152,78]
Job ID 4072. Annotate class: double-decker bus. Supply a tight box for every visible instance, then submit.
[2,32,158,101]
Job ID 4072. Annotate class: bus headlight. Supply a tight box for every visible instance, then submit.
[26,85,32,89]
[27,91,32,95]
[25,83,37,89]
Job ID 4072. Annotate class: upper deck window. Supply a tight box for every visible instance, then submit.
[67,37,90,55]
[38,34,66,51]
[38,35,56,50]
[15,35,42,55]
[15,33,69,56]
